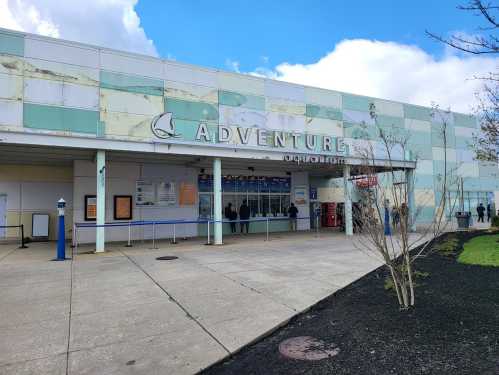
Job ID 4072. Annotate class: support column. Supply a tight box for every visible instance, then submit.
[343,165,353,236]
[213,157,223,245]
[406,168,416,232]
[96,150,106,253]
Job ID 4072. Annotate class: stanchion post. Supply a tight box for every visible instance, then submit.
[152,222,157,249]
[71,223,76,248]
[207,220,210,245]
[125,221,132,247]
[74,224,78,254]
[266,218,269,242]
[19,224,28,248]
[172,223,177,244]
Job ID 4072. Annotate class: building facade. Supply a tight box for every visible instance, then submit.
[0,28,497,248]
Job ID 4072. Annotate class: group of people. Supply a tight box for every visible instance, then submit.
[390,203,408,228]
[476,203,492,223]
[224,201,299,234]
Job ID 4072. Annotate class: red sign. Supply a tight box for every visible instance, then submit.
[355,176,378,188]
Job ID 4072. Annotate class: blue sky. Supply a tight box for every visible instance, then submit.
[1,0,496,112]
[136,0,473,71]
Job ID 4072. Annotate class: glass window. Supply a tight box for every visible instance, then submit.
[199,193,212,219]
[260,194,270,217]
[270,195,281,217]
[248,194,259,217]
[281,195,290,215]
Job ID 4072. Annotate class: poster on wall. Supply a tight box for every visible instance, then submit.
[157,181,176,206]
[135,180,155,206]
[114,195,132,220]
[179,183,197,206]
[84,195,97,221]
[294,186,307,205]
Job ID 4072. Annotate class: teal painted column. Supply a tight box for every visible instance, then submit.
[406,168,416,232]
[213,158,223,245]
[343,165,353,236]
[96,150,106,252]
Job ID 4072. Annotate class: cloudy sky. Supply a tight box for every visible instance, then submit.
[1,0,496,113]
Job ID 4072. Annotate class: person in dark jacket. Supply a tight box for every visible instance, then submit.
[477,203,485,223]
[239,200,250,234]
[225,203,237,233]
[288,203,299,231]
[487,203,491,222]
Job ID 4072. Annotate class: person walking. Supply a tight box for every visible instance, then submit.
[477,203,485,223]
[487,203,491,222]
[288,203,299,231]
[239,200,250,234]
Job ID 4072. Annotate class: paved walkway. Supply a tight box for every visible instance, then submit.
[0,231,407,374]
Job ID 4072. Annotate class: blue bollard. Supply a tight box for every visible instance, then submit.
[384,206,391,236]
[56,198,66,261]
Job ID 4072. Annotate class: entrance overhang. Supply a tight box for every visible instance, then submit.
[0,130,416,176]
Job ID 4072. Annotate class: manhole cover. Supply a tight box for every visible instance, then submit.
[279,336,340,361]
[156,256,178,261]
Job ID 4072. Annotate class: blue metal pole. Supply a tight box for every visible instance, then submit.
[57,214,66,260]
[384,206,391,236]
[56,198,66,261]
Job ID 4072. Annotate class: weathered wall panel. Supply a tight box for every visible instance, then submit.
[164,80,218,104]
[373,99,404,118]
[100,70,163,96]
[24,57,99,86]
[63,83,99,110]
[0,99,22,127]
[218,72,264,96]
[165,97,218,122]
[0,31,24,56]
[265,80,305,102]
[24,103,99,134]
[266,112,306,132]
[305,117,343,137]
[24,78,63,106]
[0,55,24,76]
[100,51,164,79]
[0,73,22,100]
[218,90,265,111]
[164,62,217,87]
[305,87,342,108]
[24,37,99,68]
[102,111,152,140]
[218,104,266,129]
[100,88,163,116]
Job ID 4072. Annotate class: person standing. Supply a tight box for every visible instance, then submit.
[288,203,299,231]
[477,203,485,223]
[225,203,235,233]
[487,203,491,222]
[239,200,250,234]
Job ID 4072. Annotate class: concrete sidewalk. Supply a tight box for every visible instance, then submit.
[0,231,392,374]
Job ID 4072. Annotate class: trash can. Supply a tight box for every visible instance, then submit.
[455,212,471,230]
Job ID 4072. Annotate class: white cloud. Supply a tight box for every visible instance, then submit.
[0,0,157,56]
[253,39,498,113]
[225,58,241,73]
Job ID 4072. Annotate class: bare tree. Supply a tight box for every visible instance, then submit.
[350,104,460,309]
[427,0,499,162]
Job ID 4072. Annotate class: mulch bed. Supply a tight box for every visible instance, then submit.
[202,230,499,375]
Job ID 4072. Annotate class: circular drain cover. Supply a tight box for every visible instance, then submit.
[279,336,340,361]
[156,256,178,261]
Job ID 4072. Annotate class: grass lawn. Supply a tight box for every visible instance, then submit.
[458,234,499,267]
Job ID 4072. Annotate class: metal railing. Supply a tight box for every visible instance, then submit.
[0,224,28,248]
[73,216,312,251]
